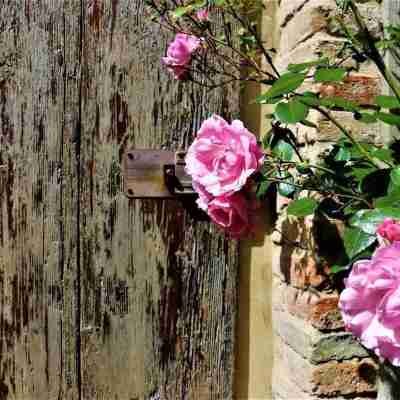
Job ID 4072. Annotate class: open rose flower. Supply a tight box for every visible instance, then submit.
[162,33,200,79]
[339,242,400,366]
[377,218,400,243]
[185,115,264,196]
[207,192,255,238]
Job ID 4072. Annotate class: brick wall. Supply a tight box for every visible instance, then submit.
[271,1,383,398]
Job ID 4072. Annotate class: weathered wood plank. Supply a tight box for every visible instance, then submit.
[0,1,81,398]
[61,1,84,398]
[78,1,239,399]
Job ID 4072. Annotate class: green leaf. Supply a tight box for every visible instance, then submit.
[275,171,296,197]
[272,139,293,161]
[296,92,321,106]
[314,68,346,82]
[171,5,194,17]
[287,198,318,217]
[287,58,329,73]
[257,181,271,199]
[360,169,390,198]
[377,112,400,126]
[375,95,400,109]
[298,92,361,112]
[375,192,400,208]
[260,79,275,85]
[171,0,206,17]
[356,112,378,124]
[351,165,376,181]
[301,95,359,112]
[322,97,359,112]
[275,99,309,124]
[343,227,376,259]
[331,264,350,274]
[335,146,351,162]
[350,208,400,234]
[347,142,375,159]
[391,167,400,186]
[278,181,296,197]
[296,162,312,174]
[256,72,307,103]
[371,148,394,163]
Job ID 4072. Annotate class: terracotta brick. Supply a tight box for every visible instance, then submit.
[309,295,345,330]
[312,359,377,396]
[319,74,381,105]
[289,253,330,289]
[280,280,344,330]
[285,284,320,320]
[272,213,335,288]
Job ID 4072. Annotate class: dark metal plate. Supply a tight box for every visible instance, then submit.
[123,150,175,198]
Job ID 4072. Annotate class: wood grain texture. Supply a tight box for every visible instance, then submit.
[0,1,82,398]
[0,1,239,399]
[79,2,239,398]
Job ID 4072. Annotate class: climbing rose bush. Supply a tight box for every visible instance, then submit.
[185,115,264,196]
[339,241,400,366]
[162,33,201,79]
[150,0,400,368]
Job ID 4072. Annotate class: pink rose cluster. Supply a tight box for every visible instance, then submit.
[162,33,201,80]
[185,115,264,238]
[339,219,400,366]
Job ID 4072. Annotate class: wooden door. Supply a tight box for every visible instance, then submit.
[0,1,239,399]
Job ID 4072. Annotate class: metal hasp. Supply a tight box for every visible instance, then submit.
[0,165,7,195]
[123,149,195,198]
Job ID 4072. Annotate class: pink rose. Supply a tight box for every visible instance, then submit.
[339,243,400,366]
[207,192,254,238]
[377,218,400,243]
[192,181,213,211]
[185,115,264,196]
[196,9,209,21]
[162,33,200,79]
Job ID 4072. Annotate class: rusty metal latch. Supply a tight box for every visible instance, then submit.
[123,150,195,198]
[0,165,7,194]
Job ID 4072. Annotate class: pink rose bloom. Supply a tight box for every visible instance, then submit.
[192,181,213,211]
[185,115,264,196]
[339,243,400,366]
[162,33,200,79]
[196,9,209,21]
[377,218,400,243]
[207,192,254,238]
